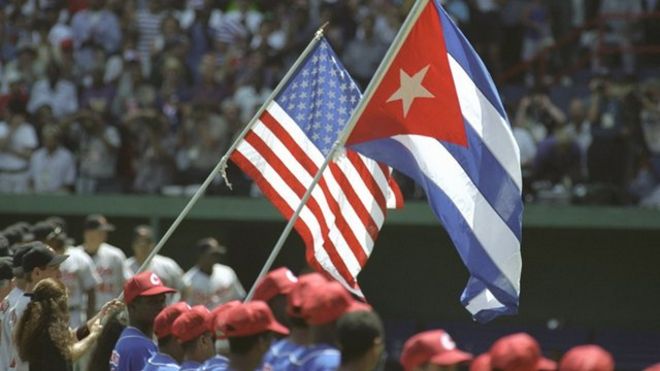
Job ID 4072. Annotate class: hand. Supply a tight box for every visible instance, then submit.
[100,299,125,318]
[89,317,103,336]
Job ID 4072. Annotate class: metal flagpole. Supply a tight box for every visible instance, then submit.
[126,27,329,293]
[244,0,428,300]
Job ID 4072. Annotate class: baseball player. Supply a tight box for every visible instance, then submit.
[32,220,101,328]
[77,214,130,312]
[171,305,215,370]
[252,267,298,328]
[143,301,191,371]
[201,301,240,370]
[125,225,186,302]
[110,271,175,371]
[183,238,245,310]
[336,308,385,371]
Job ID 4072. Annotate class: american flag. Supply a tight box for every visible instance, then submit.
[230,38,403,295]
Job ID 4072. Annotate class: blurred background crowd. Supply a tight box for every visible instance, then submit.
[0,0,659,206]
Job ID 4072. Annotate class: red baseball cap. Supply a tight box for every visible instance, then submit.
[154,302,191,339]
[253,267,298,302]
[489,333,557,371]
[221,301,289,338]
[400,330,473,371]
[346,300,372,313]
[209,300,241,337]
[171,305,211,343]
[124,271,176,305]
[286,272,327,318]
[301,281,352,325]
[645,364,660,371]
[559,345,614,371]
[470,353,492,371]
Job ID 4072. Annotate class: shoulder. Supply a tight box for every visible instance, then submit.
[101,243,127,259]
[212,264,237,277]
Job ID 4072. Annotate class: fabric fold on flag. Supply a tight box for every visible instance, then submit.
[345,0,522,322]
[230,37,403,296]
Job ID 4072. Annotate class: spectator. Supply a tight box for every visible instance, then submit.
[2,42,43,89]
[342,14,387,88]
[220,301,289,371]
[14,278,103,371]
[564,98,593,178]
[559,345,614,371]
[171,305,215,370]
[183,238,245,309]
[29,125,77,193]
[77,214,129,312]
[400,329,472,371]
[469,0,503,76]
[110,272,175,371]
[125,225,186,301]
[521,0,553,62]
[336,309,385,371]
[136,1,166,67]
[130,113,177,194]
[28,63,78,119]
[203,301,240,370]
[191,54,231,109]
[252,267,298,329]
[534,128,582,187]
[144,302,191,370]
[0,100,37,193]
[71,0,122,74]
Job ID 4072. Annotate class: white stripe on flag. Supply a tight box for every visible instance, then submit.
[392,134,521,292]
[464,288,506,315]
[447,55,522,190]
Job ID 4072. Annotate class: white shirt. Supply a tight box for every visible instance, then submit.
[0,122,38,171]
[27,79,78,118]
[125,255,186,299]
[29,146,76,193]
[6,293,29,371]
[60,247,101,328]
[0,287,22,370]
[76,243,130,311]
[183,264,245,310]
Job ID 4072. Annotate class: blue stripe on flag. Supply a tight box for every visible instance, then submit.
[351,137,519,316]
[433,1,508,120]
[442,121,523,240]
[461,277,519,322]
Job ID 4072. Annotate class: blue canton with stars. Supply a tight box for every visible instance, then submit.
[275,38,362,156]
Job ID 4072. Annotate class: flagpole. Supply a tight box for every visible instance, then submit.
[129,27,329,287]
[244,1,428,300]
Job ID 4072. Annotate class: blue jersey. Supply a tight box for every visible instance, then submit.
[143,352,180,371]
[289,344,340,371]
[201,355,229,370]
[262,338,304,371]
[179,360,203,371]
[111,327,157,371]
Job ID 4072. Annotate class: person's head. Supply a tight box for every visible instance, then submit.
[154,302,191,362]
[337,309,385,369]
[196,238,226,271]
[253,267,297,328]
[558,345,614,371]
[286,272,327,324]
[172,305,214,362]
[131,225,154,261]
[400,330,473,371]
[31,220,65,251]
[21,242,68,284]
[222,301,289,368]
[83,214,115,250]
[568,99,585,124]
[301,281,353,345]
[474,333,557,371]
[15,278,70,363]
[0,257,13,300]
[124,271,175,329]
[46,63,62,83]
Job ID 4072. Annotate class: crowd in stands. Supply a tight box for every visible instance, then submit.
[0,0,659,206]
[1,216,660,370]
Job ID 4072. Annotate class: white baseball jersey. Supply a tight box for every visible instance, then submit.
[6,293,29,371]
[61,247,102,328]
[76,243,131,311]
[0,287,22,370]
[125,255,186,302]
[183,264,245,310]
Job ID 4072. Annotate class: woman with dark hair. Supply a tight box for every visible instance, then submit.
[86,308,127,371]
[14,278,106,371]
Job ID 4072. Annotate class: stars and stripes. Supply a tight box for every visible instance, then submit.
[230,38,403,294]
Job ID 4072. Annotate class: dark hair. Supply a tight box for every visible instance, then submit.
[228,333,269,355]
[158,334,175,349]
[86,310,126,371]
[337,311,384,364]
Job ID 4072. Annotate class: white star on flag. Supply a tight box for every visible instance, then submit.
[387,65,435,117]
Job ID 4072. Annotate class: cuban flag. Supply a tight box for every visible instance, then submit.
[346,0,523,322]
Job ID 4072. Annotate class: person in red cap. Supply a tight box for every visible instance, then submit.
[262,272,327,370]
[645,363,660,371]
[252,266,298,328]
[400,329,473,371]
[558,345,614,371]
[336,307,385,371]
[289,280,354,370]
[202,300,241,370]
[470,333,557,371]
[110,271,175,371]
[219,301,289,371]
[171,305,215,370]
[144,301,191,371]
